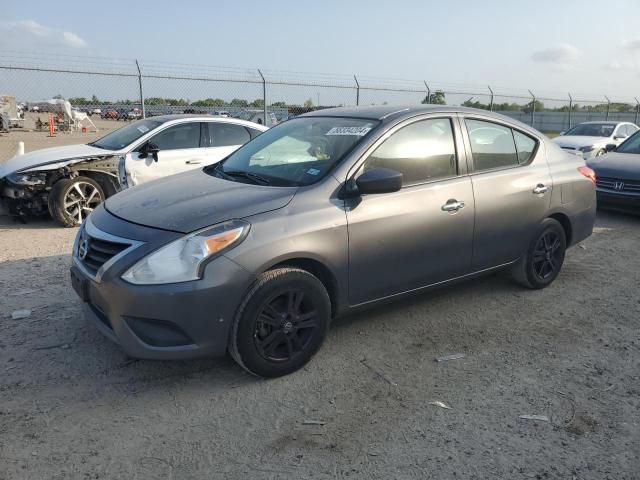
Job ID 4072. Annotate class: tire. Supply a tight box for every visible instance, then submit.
[229,267,331,378]
[511,218,566,289]
[48,176,105,227]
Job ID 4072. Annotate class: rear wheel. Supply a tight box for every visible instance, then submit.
[512,218,566,289]
[48,176,104,227]
[229,267,331,378]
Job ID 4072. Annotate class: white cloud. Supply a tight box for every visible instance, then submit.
[531,44,581,65]
[0,20,88,49]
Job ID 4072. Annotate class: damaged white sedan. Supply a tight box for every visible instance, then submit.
[0,114,267,226]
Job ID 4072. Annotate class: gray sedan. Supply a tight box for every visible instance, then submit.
[70,106,596,377]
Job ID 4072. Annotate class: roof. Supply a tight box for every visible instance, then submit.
[300,105,538,134]
[144,114,267,129]
[577,121,626,125]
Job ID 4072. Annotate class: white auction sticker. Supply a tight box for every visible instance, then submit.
[326,126,371,136]
[137,125,150,133]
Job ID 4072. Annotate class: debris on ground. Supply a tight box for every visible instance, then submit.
[428,401,452,410]
[519,414,550,422]
[8,288,38,296]
[302,420,326,425]
[435,353,465,362]
[11,309,31,320]
[361,358,398,386]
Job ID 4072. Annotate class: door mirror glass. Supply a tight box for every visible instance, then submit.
[139,142,160,162]
[355,167,403,195]
[605,143,617,152]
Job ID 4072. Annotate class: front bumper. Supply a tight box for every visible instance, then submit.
[71,206,255,359]
[596,188,640,212]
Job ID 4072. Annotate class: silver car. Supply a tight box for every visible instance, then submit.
[552,121,638,159]
[70,106,596,377]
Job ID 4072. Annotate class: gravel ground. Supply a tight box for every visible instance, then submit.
[0,209,639,479]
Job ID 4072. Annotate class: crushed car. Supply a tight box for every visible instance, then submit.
[0,115,267,226]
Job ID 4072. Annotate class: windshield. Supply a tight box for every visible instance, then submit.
[564,123,616,137]
[208,117,378,186]
[616,130,640,154]
[90,119,162,150]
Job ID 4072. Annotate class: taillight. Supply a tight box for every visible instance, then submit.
[578,166,596,185]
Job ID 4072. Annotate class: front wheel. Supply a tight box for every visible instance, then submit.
[48,176,104,227]
[511,218,566,289]
[229,267,331,378]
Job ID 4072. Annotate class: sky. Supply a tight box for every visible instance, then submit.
[2,0,640,103]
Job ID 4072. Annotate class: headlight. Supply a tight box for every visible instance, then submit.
[7,172,47,186]
[121,220,249,285]
[579,145,595,153]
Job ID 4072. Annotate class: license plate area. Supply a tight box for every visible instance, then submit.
[70,266,89,302]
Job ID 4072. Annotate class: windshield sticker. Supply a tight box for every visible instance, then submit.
[137,125,150,133]
[306,168,321,176]
[326,126,371,136]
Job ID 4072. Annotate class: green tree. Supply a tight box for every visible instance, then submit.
[421,90,446,105]
[250,99,265,108]
[271,101,287,107]
[523,99,545,113]
[303,98,314,108]
[230,98,249,107]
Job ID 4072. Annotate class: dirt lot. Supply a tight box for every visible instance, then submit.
[0,113,121,162]
[0,209,639,479]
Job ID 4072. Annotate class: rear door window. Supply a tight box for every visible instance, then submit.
[513,130,537,164]
[465,119,519,171]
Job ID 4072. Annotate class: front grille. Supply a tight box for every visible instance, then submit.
[77,229,130,275]
[596,176,640,193]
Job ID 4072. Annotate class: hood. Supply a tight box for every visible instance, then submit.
[105,169,297,233]
[552,135,609,149]
[587,152,640,181]
[0,143,113,178]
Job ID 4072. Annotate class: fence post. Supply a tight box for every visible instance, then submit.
[424,81,430,104]
[528,90,536,128]
[488,85,494,111]
[135,59,145,119]
[257,69,267,123]
[605,95,611,120]
[635,97,640,125]
[354,75,360,106]
[568,92,573,130]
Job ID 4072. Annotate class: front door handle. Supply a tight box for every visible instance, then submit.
[185,159,203,165]
[532,184,549,194]
[441,199,466,212]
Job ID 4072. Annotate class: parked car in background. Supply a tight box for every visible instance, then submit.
[91,108,102,116]
[68,106,596,377]
[238,109,279,127]
[127,109,142,120]
[587,129,640,211]
[0,115,266,226]
[552,121,638,159]
[102,109,118,119]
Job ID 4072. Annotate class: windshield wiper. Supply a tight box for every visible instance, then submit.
[88,142,107,149]
[220,169,271,185]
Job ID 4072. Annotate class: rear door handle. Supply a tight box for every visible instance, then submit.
[441,199,465,212]
[533,184,549,194]
[185,159,203,165]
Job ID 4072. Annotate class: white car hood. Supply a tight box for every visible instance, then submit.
[0,144,115,179]
[552,136,608,149]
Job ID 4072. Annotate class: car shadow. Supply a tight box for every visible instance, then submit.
[0,214,67,230]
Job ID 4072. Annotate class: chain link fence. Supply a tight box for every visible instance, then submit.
[1,51,640,132]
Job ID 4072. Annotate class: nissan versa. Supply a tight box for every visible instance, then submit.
[70,106,596,377]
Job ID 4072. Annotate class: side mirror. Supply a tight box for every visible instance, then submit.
[354,167,403,195]
[559,131,565,136]
[605,143,617,152]
[139,142,160,162]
